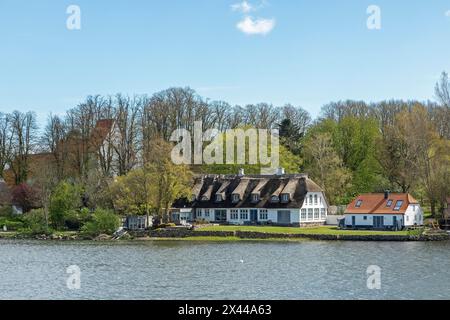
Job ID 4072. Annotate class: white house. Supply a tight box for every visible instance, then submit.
[344,192,423,230]
[172,169,329,227]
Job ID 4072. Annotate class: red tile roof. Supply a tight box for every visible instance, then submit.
[345,193,419,215]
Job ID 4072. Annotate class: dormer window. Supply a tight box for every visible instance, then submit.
[393,200,403,211]
[355,200,363,208]
[281,194,289,203]
[216,194,222,202]
[252,194,259,203]
[201,196,209,202]
[386,200,393,207]
[191,194,197,202]
[271,195,279,203]
[232,194,240,203]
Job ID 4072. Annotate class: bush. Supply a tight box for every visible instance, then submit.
[80,209,120,237]
[49,182,81,230]
[0,216,24,231]
[64,208,91,230]
[21,209,52,235]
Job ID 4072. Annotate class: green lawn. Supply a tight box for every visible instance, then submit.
[196,225,410,236]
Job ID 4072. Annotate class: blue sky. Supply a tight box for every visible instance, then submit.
[1,0,450,125]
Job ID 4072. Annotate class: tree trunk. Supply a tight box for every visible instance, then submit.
[430,199,436,218]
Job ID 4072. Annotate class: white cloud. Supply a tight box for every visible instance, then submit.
[445,10,450,17]
[236,16,275,35]
[231,1,254,13]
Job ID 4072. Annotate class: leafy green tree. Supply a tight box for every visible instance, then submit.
[303,132,352,204]
[49,181,81,229]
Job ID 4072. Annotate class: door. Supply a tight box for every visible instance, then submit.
[277,210,291,225]
[250,210,258,223]
[393,216,397,230]
[373,216,384,229]
[351,216,356,228]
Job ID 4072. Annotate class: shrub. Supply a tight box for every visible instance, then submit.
[0,216,24,231]
[80,209,120,237]
[49,182,81,230]
[21,209,52,235]
[64,208,91,230]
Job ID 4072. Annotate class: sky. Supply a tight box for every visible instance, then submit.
[0,0,450,126]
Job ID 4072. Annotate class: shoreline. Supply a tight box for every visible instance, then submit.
[1,229,448,242]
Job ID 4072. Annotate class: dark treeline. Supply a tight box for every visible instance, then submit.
[0,73,449,216]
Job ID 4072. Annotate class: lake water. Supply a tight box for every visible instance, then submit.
[0,239,449,300]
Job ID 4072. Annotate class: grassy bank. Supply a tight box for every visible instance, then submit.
[195,225,411,236]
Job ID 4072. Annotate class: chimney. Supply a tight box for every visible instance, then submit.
[384,190,390,199]
[238,168,245,177]
[276,167,285,176]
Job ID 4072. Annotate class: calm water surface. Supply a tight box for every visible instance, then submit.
[0,239,449,300]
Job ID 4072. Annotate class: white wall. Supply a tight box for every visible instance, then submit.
[344,204,424,228]
[299,192,328,223]
[193,191,329,225]
[404,204,423,226]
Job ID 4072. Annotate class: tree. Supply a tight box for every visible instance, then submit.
[9,111,37,185]
[396,105,449,217]
[111,167,157,217]
[435,71,450,108]
[49,181,82,229]
[0,113,13,178]
[11,183,38,213]
[303,132,352,204]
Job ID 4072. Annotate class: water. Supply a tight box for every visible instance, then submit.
[0,239,449,300]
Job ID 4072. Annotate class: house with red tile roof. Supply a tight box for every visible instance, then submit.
[344,192,423,230]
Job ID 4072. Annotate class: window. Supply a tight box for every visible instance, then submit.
[230,209,239,220]
[271,195,279,203]
[309,195,313,204]
[308,208,313,220]
[197,210,202,218]
[314,208,319,220]
[216,194,222,202]
[240,209,248,220]
[363,216,367,220]
[205,209,210,217]
[232,194,240,203]
[355,200,363,208]
[252,194,259,203]
[281,194,289,202]
[406,215,409,222]
[320,208,326,219]
[314,195,318,205]
[393,200,404,211]
[386,200,393,207]
[301,209,307,220]
[259,209,268,220]
[413,205,416,212]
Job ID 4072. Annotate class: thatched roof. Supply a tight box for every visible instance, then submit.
[174,173,324,209]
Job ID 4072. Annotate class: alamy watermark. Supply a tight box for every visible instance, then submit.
[66,5,81,30]
[367,5,381,30]
[66,265,81,290]
[366,265,381,290]
[170,121,279,174]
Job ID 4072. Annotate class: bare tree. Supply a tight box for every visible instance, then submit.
[435,71,450,108]
[0,113,13,178]
[9,111,38,185]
